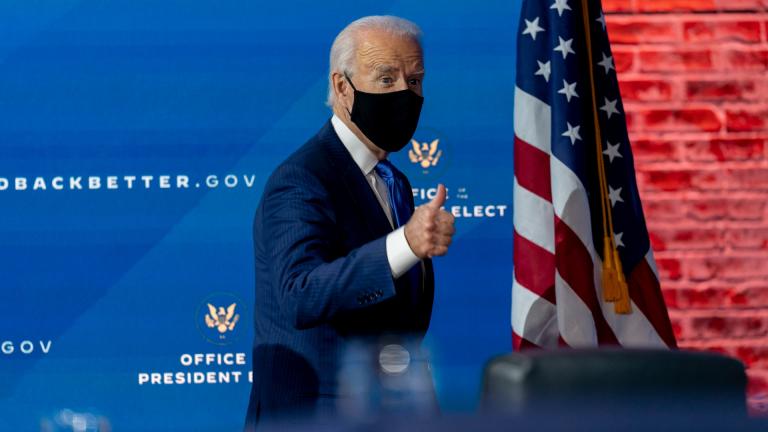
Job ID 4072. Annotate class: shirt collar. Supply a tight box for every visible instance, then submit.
[331,114,379,175]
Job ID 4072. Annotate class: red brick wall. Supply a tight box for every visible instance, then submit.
[603,0,768,413]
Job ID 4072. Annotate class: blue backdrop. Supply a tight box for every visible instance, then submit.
[0,1,520,429]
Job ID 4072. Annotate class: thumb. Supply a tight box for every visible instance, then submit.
[427,184,446,209]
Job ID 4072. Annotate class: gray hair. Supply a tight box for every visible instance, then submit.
[326,15,423,107]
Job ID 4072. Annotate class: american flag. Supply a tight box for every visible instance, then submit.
[512,0,677,349]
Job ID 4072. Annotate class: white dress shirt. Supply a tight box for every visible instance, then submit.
[331,115,420,279]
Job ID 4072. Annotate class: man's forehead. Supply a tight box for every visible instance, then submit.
[355,36,423,72]
[356,31,422,55]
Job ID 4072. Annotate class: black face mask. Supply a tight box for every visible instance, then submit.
[345,73,424,153]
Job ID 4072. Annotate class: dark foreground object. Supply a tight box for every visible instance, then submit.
[256,411,766,432]
[481,348,747,418]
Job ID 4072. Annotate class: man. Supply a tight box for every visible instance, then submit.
[245,15,455,427]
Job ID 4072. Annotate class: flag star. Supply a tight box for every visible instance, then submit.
[562,122,582,145]
[596,12,607,30]
[598,52,615,74]
[608,185,624,207]
[600,97,621,119]
[522,17,545,41]
[535,60,551,82]
[553,37,575,59]
[557,79,579,102]
[550,0,572,16]
[603,141,623,163]
[614,232,625,248]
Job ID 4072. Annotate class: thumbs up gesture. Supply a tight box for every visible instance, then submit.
[404,184,456,258]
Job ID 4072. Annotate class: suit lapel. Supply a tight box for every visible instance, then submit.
[317,120,393,240]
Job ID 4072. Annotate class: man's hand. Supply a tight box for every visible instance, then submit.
[404,184,456,258]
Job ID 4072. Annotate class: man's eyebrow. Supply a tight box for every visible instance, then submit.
[374,65,399,74]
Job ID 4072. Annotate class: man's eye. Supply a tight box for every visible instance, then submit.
[408,78,421,86]
[380,77,393,84]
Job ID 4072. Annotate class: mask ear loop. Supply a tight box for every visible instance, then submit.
[343,72,357,117]
[343,72,358,91]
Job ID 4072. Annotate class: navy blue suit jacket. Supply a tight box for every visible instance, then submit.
[245,120,434,426]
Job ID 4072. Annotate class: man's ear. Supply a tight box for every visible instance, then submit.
[332,72,353,113]
[332,72,348,100]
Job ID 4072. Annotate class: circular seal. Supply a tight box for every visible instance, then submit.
[390,126,452,181]
[195,292,246,346]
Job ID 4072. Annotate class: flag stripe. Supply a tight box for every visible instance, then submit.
[513,178,555,253]
[513,331,542,350]
[628,257,678,348]
[645,250,660,280]
[514,88,551,154]
[555,215,620,345]
[554,270,598,346]
[513,231,556,303]
[512,277,559,347]
[549,156,597,257]
[515,137,552,201]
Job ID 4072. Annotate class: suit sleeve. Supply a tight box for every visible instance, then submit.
[259,163,397,330]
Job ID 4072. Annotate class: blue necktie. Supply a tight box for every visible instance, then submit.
[374,159,411,229]
[374,160,423,298]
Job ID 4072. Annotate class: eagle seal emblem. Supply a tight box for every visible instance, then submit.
[204,303,240,334]
[408,138,442,170]
[196,292,245,346]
